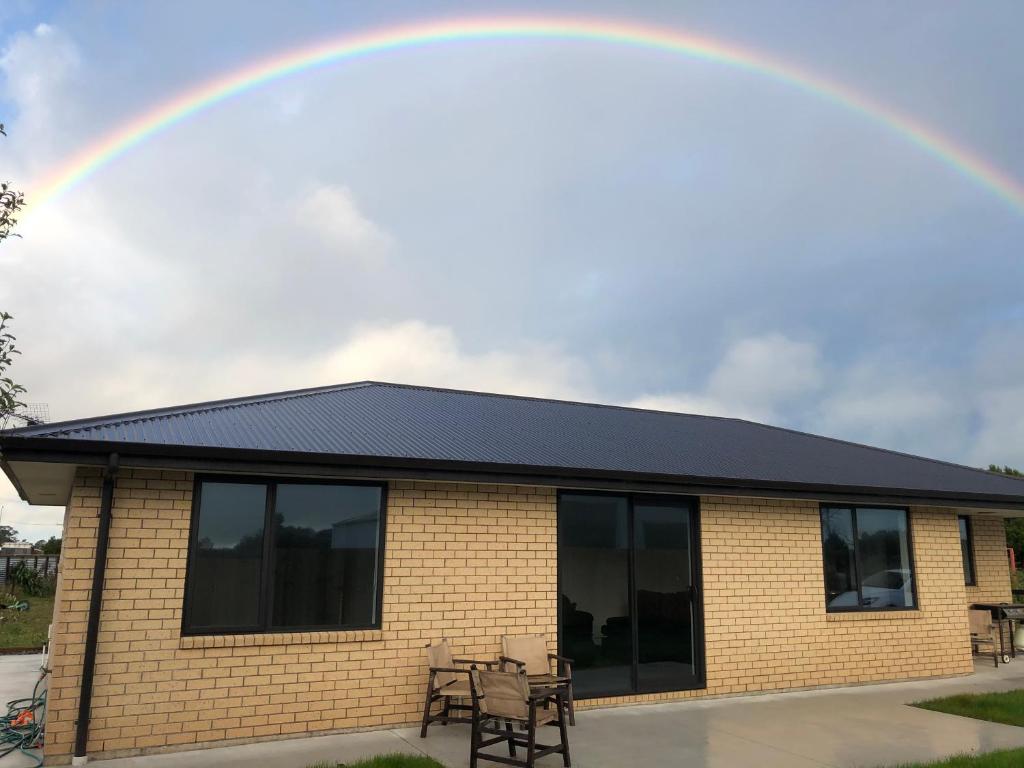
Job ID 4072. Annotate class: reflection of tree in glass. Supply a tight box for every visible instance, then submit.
[275,524,331,549]
[822,531,854,591]
[858,529,901,556]
[197,531,265,555]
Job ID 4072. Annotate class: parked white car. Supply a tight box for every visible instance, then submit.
[829,569,913,609]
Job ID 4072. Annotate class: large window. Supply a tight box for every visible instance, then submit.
[820,506,915,612]
[959,515,976,586]
[184,477,385,634]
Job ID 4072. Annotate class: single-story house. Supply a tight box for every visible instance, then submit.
[2,380,1022,765]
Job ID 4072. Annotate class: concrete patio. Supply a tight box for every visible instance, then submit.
[3,656,1024,767]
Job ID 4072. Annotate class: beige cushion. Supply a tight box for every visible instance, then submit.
[969,609,994,638]
[439,680,471,698]
[426,639,457,690]
[502,634,551,677]
[472,668,531,720]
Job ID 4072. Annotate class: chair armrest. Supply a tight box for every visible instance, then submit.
[429,666,471,675]
[499,655,526,670]
[547,653,574,663]
[529,687,564,700]
[453,658,498,669]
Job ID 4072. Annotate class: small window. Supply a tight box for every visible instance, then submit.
[184,477,385,635]
[959,515,976,587]
[820,506,916,612]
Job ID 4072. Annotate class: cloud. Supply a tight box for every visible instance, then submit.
[308,320,590,399]
[629,333,822,422]
[0,22,80,159]
[813,370,963,459]
[967,386,1024,469]
[293,184,392,263]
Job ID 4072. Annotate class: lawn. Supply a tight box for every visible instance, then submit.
[912,689,1024,728]
[0,595,54,651]
[309,756,444,768]
[891,748,1024,767]
[899,689,1024,767]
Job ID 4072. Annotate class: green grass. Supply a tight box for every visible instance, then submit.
[308,755,445,768]
[889,747,1024,767]
[0,595,54,650]
[912,689,1024,728]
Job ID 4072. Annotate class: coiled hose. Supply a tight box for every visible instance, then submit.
[0,667,47,767]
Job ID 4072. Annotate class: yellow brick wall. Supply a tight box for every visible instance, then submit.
[45,472,985,762]
[44,469,556,764]
[581,498,975,709]
[965,515,1012,605]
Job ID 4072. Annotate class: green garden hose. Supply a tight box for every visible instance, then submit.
[0,668,48,767]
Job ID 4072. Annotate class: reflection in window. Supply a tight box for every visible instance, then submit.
[820,506,915,611]
[272,484,381,629]
[959,515,976,586]
[189,482,267,630]
[184,479,384,633]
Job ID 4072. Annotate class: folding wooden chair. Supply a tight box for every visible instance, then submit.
[969,609,1000,668]
[420,638,497,737]
[501,633,576,726]
[469,664,571,768]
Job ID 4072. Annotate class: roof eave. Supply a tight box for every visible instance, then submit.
[3,435,1024,512]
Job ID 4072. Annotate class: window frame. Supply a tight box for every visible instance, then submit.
[819,504,918,614]
[958,514,977,587]
[181,474,388,636]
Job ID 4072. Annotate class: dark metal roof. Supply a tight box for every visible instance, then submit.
[3,380,1024,504]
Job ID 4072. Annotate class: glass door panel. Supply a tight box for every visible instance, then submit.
[634,500,697,692]
[558,493,632,697]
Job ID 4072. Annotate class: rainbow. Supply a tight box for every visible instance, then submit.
[24,15,1024,214]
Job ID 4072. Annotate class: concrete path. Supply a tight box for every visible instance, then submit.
[0,652,48,768]
[7,658,1024,767]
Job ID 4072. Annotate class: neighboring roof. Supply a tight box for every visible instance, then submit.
[3,381,1024,508]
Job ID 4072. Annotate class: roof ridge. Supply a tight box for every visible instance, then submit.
[734,418,1024,485]
[3,381,378,437]
[366,380,750,424]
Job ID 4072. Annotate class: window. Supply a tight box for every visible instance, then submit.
[820,506,915,612]
[184,477,385,634]
[959,515,976,586]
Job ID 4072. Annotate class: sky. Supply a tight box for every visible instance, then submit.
[0,1,1022,541]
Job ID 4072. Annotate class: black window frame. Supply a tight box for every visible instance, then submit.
[182,474,388,636]
[819,504,918,614]
[958,514,977,587]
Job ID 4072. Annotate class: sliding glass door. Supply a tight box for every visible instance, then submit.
[558,492,702,698]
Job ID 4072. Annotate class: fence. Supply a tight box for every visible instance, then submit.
[0,554,60,584]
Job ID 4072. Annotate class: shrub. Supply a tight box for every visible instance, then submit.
[8,561,55,597]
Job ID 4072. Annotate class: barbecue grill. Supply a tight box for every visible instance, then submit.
[970,603,1024,663]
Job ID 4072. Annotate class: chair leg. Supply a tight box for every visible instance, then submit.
[565,683,576,726]
[442,698,450,725]
[420,673,437,738]
[470,711,480,768]
[526,705,537,767]
[506,719,516,757]
[557,699,571,767]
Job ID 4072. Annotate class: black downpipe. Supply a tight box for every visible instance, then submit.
[73,453,118,761]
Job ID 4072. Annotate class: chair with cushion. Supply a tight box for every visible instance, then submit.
[420,638,497,737]
[969,609,999,668]
[501,633,575,726]
[469,665,571,768]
